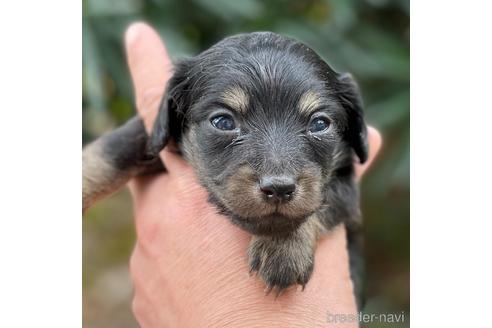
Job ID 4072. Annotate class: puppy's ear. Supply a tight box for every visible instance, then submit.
[146,60,192,158]
[337,73,368,164]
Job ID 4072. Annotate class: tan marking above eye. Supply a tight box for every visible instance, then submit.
[220,87,249,113]
[299,91,323,115]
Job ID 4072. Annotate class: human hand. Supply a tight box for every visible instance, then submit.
[126,22,382,327]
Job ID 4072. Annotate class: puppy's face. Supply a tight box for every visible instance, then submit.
[148,32,367,235]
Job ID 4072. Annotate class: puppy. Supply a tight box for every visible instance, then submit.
[83,32,368,305]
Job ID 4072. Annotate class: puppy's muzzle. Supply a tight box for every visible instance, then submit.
[259,175,296,203]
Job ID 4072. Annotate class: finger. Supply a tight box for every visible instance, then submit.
[125,22,173,133]
[355,126,382,180]
[125,23,173,195]
[160,142,190,174]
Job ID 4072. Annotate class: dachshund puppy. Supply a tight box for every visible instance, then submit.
[83,32,368,305]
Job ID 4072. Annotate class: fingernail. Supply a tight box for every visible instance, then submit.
[125,22,146,46]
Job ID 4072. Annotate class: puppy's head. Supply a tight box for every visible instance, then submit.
[148,32,367,235]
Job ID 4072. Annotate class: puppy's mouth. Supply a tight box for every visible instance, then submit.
[214,165,323,235]
[228,211,313,235]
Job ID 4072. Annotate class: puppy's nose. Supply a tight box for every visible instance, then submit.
[259,176,296,203]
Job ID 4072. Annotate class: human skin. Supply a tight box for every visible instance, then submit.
[125,22,382,327]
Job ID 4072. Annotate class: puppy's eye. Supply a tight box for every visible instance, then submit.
[211,115,236,131]
[308,117,330,133]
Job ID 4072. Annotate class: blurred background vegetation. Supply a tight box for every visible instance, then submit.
[83,0,409,327]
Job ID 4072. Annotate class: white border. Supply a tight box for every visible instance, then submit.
[412,1,492,327]
[1,0,492,326]
[0,1,81,327]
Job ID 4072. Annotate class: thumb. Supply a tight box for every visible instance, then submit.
[355,126,382,180]
[125,22,173,134]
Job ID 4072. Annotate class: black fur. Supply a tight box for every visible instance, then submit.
[146,32,368,305]
[103,117,162,172]
[84,31,368,307]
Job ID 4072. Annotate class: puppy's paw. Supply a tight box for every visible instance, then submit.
[248,236,314,295]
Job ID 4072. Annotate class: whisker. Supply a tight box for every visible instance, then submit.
[224,134,248,149]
